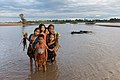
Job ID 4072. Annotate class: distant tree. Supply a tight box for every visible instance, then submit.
[19,14,26,24]
[109,18,120,22]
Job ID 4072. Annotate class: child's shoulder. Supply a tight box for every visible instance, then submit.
[43,43,47,49]
[35,42,39,47]
[47,41,55,46]
[29,34,34,39]
[29,34,34,37]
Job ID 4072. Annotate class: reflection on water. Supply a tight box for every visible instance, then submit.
[1,24,120,80]
[27,63,59,80]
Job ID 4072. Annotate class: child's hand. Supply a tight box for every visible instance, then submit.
[50,49,54,51]
[54,47,58,52]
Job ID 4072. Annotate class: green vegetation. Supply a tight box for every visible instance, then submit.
[25,19,83,24]
[18,14,120,24]
[19,17,120,24]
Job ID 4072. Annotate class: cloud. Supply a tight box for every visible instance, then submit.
[0,0,120,22]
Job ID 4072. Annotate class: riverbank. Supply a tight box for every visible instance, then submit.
[1,22,120,27]
[95,23,120,27]
[0,22,22,26]
[0,22,38,26]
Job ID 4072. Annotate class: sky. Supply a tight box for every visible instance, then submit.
[0,0,120,22]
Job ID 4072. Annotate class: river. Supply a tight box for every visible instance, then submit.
[0,24,120,80]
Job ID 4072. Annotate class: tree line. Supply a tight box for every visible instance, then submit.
[26,18,120,24]
[19,14,120,24]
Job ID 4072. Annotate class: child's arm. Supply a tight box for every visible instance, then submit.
[34,43,38,49]
[46,42,54,51]
[47,41,55,46]
[47,48,54,51]
[45,47,48,61]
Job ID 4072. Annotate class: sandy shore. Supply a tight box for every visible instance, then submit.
[0,22,22,26]
[95,24,120,27]
[0,22,38,26]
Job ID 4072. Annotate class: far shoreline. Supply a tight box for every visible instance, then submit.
[1,22,120,27]
[0,22,39,26]
[0,22,22,26]
[95,23,120,27]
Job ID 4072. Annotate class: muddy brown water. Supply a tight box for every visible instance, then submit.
[1,24,120,80]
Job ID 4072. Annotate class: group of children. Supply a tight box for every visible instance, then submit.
[23,24,60,72]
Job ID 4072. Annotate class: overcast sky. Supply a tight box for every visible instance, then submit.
[0,0,120,22]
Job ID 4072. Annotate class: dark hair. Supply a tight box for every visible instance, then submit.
[50,34,55,38]
[45,27,48,29]
[34,27,39,32]
[45,27,48,31]
[48,24,54,30]
[39,24,45,32]
[38,34,44,39]
[48,34,55,42]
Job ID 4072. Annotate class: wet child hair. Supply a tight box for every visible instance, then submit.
[39,24,45,32]
[39,24,45,28]
[38,34,44,39]
[34,27,39,32]
[48,24,54,29]
[50,34,55,38]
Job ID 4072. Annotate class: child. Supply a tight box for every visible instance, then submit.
[48,24,55,34]
[27,28,40,66]
[47,34,57,64]
[45,27,49,35]
[22,32,28,51]
[34,34,48,71]
[47,24,60,64]
[46,24,56,44]
[39,24,47,44]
